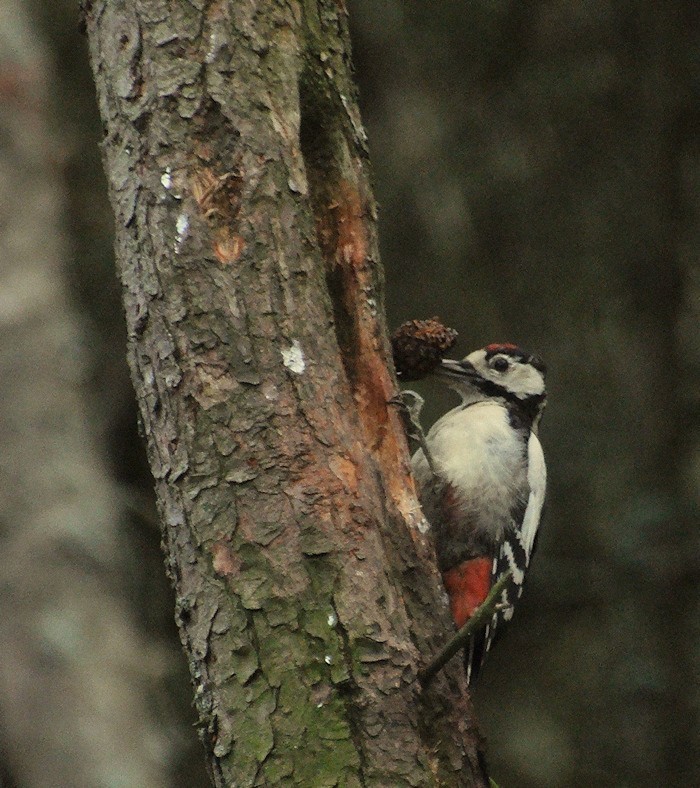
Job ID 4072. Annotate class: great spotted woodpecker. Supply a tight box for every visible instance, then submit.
[412,343,547,684]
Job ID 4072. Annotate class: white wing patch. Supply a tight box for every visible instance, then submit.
[521,432,546,558]
[502,540,525,585]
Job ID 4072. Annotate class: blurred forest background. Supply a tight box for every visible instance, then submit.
[0,1,698,787]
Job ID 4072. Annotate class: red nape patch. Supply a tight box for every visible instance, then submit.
[442,558,492,628]
[485,342,518,353]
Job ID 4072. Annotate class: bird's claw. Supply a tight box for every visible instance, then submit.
[388,390,438,477]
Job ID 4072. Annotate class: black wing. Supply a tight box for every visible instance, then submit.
[465,495,542,685]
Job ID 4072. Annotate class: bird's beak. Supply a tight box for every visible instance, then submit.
[434,358,479,380]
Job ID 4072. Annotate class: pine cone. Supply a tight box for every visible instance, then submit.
[391,317,458,381]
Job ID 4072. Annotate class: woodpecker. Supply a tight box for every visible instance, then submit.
[412,343,547,684]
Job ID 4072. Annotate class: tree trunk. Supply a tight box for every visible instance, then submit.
[84,2,488,785]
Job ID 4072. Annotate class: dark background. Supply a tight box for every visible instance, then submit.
[0,2,698,786]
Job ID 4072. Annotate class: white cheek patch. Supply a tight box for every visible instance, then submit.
[507,365,545,397]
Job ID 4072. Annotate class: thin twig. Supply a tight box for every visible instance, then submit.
[417,569,513,687]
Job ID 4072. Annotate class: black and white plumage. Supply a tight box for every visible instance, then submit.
[412,343,547,684]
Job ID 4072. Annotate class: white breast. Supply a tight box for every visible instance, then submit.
[412,401,530,540]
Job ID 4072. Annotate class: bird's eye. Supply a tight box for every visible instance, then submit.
[491,356,510,372]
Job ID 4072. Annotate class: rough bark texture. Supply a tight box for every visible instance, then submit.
[85,2,487,785]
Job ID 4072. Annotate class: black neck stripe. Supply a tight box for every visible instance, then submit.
[470,377,545,426]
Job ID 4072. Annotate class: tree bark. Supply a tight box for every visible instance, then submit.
[84,2,488,785]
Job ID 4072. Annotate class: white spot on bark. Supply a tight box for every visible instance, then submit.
[175,212,189,251]
[262,381,279,401]
[405,507,431,534]
[160,167,172,189]
[206,30,225,63]
[416,516,430,534]
[281,340,305,374]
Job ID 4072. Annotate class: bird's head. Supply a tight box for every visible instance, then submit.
[435,343,547,416]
